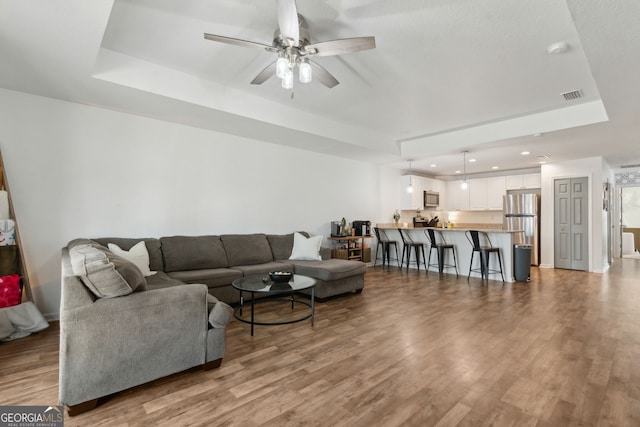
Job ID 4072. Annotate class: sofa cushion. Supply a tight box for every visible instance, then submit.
[267,233,295,261]
[69,243,146,298]
[266,232,311,261]
[221,234,273,266]
[160,236,228,272]
[232,262,294,277]
[107,241,154,277]
[289,232,322,261]
[167,268,243,287]
[94,238,163,272]
[288,259,367,282]
[144,271,186,290]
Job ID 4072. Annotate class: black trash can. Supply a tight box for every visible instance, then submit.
[513,244,532,281]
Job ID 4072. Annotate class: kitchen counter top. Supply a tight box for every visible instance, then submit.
[376,224,522,233]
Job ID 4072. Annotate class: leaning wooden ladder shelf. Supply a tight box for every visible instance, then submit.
[0,149,32,302]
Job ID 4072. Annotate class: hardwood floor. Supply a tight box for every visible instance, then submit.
[2,260,640,426]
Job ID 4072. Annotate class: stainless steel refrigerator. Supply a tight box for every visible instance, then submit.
[503,193,540,265]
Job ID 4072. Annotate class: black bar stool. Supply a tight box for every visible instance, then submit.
[398,228,426,271]
[424,229,458,276]
[373,227,400,267]
[465,230,504,282]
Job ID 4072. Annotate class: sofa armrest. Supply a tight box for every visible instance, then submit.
[59,284,210,406]
[206,294,232,329]
[62,283,208,323]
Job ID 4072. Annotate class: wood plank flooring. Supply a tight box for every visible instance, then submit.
[2,260,640,426]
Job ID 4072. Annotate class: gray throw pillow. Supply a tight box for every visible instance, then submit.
[69,243,146,298]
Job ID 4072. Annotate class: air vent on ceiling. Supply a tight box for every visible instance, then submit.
[621,164,640,169]
[562,90,583,101]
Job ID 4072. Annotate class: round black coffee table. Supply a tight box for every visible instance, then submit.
[232,274,316,336]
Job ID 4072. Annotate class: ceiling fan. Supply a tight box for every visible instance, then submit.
[204,0,376,90]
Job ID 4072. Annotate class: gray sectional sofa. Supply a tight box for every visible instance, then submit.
[59,232,365,414]
[91,232,367,303]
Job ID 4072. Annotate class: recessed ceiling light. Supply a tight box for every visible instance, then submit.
[469,158,476,162]
[491,166,499,170]
[547,41,569,55]
[533,133,543,137]
[430,164,437,167]
[455,170,461,174]
[521,151,530,155]
[539,161,547,164]
[537,155,550,160]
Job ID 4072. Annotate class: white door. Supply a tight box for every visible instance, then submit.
[554,177,589,270]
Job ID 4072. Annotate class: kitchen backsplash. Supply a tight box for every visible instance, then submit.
[398,209,503,226]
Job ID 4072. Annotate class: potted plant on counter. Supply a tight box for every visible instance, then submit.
[393,210,400,226]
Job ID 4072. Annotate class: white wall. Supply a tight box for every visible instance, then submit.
[0,89,380,319]
[540,156,611,273]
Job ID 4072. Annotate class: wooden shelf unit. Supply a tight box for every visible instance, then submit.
[328,235,372,263]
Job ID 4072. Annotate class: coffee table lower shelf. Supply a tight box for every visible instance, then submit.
[234,293,314,336]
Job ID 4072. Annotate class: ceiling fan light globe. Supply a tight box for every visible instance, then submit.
[299,61,312,83]
[276,57,288,79]
[282,68,294,89]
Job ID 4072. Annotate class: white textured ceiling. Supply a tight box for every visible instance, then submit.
[1,0,639,176]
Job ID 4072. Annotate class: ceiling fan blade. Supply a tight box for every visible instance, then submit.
[304,37,376,57]
[277,0,299,46]
[309,60,339,88]
[204,33,275,52]
[250,62,277,85]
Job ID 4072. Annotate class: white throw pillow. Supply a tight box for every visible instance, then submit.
[289,232,322,261]
[107,241,156,277]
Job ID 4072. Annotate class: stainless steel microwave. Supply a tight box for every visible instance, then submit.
[424,191,440,207]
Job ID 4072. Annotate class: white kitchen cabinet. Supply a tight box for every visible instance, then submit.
[401,175,446,210]
[422,177,445,210]
[523,173,541,188]
[447,180,469,210]
[486,176,506,210]
[506,173,541,190]
[400,175,425,210]
[422,177,440,192]
[468,177,505,210]
[435,179,446,210]
[468,179,487,210]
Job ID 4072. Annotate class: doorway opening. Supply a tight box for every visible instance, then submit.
[621,185,640,259]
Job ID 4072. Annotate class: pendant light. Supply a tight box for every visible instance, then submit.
[461,151,469,190]
[407,160,414,193]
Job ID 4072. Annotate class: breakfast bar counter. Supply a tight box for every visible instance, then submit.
[376,224,524,282]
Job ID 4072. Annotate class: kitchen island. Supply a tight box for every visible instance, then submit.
[376,224,524,282]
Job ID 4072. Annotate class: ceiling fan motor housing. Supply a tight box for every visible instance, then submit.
[273,14,310,50]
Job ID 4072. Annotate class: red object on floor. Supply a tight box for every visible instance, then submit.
[0,274,21,308]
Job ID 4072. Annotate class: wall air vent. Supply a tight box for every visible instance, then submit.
[621,164,640,169]
[562,90,583,101]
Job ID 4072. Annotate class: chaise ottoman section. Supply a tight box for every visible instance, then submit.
[287,259,366,300]
[287,259,366,281]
